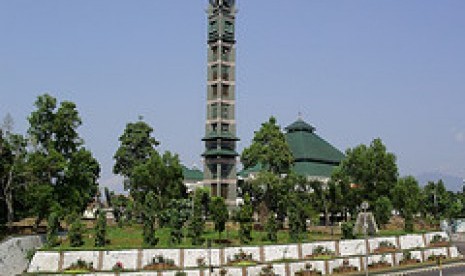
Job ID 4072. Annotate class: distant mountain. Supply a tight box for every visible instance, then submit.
[416,172,464,192]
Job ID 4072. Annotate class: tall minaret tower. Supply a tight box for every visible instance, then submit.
[202,0,238,207]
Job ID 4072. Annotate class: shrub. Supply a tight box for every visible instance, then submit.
[112,261,124,272]
[341,221,355,239]
[94,209,107,247]
[378,240,396,249]
[264,212,278,243]
[312,245,334,256]
[46,212,60,247]
[68,214,84,247]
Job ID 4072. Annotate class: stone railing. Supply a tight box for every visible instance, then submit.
[27,231,462,275]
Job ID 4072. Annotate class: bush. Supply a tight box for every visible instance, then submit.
[264,212,278,242]
[68,214,84,247]
[341,221,355,239]
[94,209,107,247]
[46,212,60,247]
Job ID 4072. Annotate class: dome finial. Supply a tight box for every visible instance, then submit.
[298,112,303,120]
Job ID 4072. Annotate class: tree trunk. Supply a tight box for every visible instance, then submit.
[5,168,14,230]
[324,203,330,227]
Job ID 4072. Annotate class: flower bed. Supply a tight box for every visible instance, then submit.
[143,255,178,270]
[332,259,358,274]
[64,259,94,273]
[227,249,259,266]
[305,246,335,260]
[373,240,397,253]
[295,263,322,276]
[429,234,450,247]
[399,251,421,266]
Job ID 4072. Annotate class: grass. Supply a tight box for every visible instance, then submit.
[51,223,341,250]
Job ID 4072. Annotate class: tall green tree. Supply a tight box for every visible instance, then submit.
[209,197,228,240]
[422,180,451,221]
[95,209,107,247]
[331,138,398,207]
[0,123,27,228]
[188,189,209,245]
[237,193,253,244]
[26,94,100,220]
[241,117,293,174]
[130,151,186,206]
[374,196,393,228]
[142,191,160,246]
[113,120,159,185]
[392,176,422,232]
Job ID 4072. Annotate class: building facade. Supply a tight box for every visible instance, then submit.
[202,0,239,207]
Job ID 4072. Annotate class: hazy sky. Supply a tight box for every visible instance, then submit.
[1,1,464,192]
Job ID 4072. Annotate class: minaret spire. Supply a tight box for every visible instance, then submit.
[202,0,239,207]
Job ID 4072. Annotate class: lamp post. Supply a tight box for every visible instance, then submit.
[361,201,369,276]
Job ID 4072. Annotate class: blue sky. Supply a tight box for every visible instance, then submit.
[1,1,465,192]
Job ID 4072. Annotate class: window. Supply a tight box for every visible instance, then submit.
[211,46,218,62]
[211,183,218,197]
[211,123,218,132]
[212,85,218,98]
[221,184,229,199]
[222,85,229,98]
[221,66,229,80]
[221,123,229,132]
[221,104,229,119]
[211,65,218,80]
[211,103,218,119]
[222,46,230,61]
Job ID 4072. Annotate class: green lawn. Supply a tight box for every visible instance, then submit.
[50,223,439,251]
[52,224,341,250]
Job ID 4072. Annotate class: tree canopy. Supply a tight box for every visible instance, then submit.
[241,116,293,174]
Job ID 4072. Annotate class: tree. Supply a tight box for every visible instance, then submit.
[130,151,186,206]
[142,192,159,246]
[422,180,450,221]
[374,196,393,228]
[95,209,107,247]
[264,212,278,242]
[331,138,398,207]
[165,199,190,245]
[237,193,253,244]
[241,117,293,174]
[392,176,421,232]
[188,189,207,245]
[68,213,84,247]
[209,197,228,240]
[46,212,60,247]
[287,192,308,242]
[113,120,159,185]
[0,124,27,228]
[27,94,100,220]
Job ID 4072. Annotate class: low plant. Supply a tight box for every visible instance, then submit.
[175,271,187,276]
[368,254,391,269]
[196,257,206,268]
[430,234,448,246]
[333,259,358,274]
[151,255,175,266]
[427,254,446,262]
[112,261,124,272]
[379,240,396,248]
[295,263,322,275]
[259,264,277,276]
[65,259,94,272]
[400,250,420,265]
[312,245,335,256]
